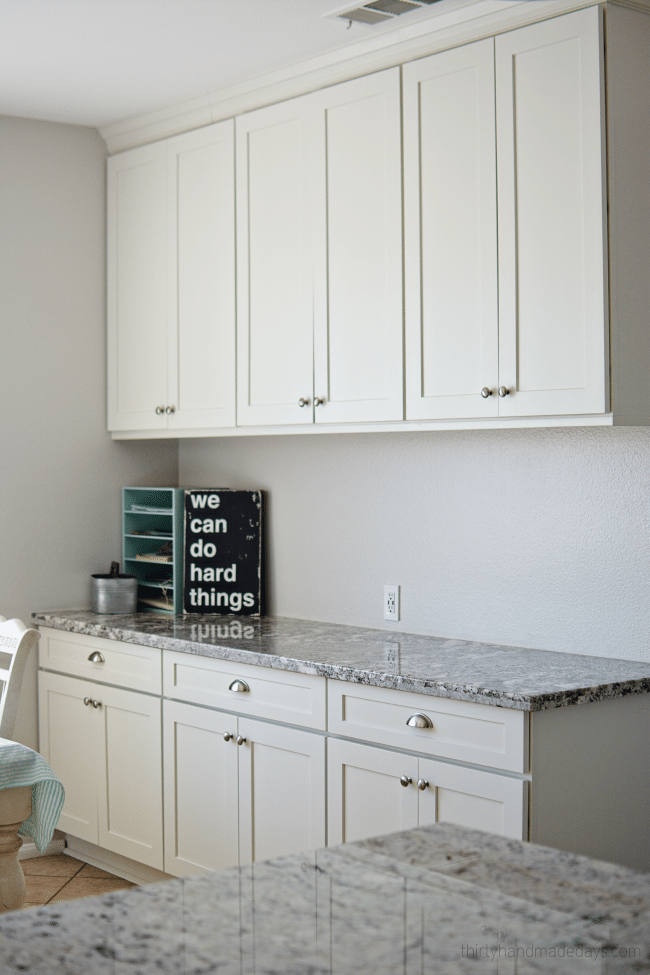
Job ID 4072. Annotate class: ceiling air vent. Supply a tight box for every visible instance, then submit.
[325,0,441,27]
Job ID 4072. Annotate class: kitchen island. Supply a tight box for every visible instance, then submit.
[0,822,648,974]
[32,612,650,875]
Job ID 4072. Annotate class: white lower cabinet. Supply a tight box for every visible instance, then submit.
[327,738,526,846]
[38,630,650,876]
[38,670,164,869]
[163,699,326,877]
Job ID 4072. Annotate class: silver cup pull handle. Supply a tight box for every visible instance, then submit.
[229,679,250,693]
[406,713,433,729]
[88,651,105,664]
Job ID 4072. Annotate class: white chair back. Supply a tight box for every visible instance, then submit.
[0,618,39,740]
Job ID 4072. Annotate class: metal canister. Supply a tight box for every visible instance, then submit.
[91,569,137,614]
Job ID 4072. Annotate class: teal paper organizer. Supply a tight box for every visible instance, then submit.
[122,487,184,614]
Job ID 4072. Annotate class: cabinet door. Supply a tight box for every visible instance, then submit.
[327,739,418,846]
[163,700,239,877]
[404,39,499,420]
[167,121,236,430]
[236,95,314,426]
[38,671,102,843]
[312,68,403,423]
[418,757,527,840]
[496,7,608,417]
[107,141,169,431]
[96,684,164,869]
[238,717,326,864]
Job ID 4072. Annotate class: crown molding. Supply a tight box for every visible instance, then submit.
[100,0,601,154]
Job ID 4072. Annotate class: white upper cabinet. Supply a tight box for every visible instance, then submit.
[404,39,499,420]
[107,143,168,431]
[235,95,314,427]
[404,7,608,421]
[107,120,235,432]
[311,71,403,424]
[107,3,650,436]
[495,8,607,418]
[236,68,403,427]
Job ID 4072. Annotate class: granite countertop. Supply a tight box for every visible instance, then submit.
[32,610,650,712]
[1,822,649,974]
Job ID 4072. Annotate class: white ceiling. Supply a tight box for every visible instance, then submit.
[0,0,460,129]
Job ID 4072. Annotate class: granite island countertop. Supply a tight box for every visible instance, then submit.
[1,822,649,974]
[32,610,650,711]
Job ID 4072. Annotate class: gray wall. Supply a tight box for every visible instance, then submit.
[179,427,650,663]
[0,116,178,747]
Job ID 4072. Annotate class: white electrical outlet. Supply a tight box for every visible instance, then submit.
[384,585,399,621]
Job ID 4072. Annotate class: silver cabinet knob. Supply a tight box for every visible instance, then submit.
[236,735,246,746]
[406,713,433,729]
[92,700,102,709]
[83,697,91,706]
[298,397,311,408]
[165,405,175,414]
[88,651,105,664]
[498,386,510,397]
[480,387,492,398]
[223,732,233,742]
[417,779,429,791]
[229,679,250,693]
[399,775,412,788]
[314,397,325,407]
[155,406,165,415]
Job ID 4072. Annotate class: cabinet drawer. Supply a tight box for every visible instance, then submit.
[163,651,326,730]
[38,627,162,694]
[328,681,527,773]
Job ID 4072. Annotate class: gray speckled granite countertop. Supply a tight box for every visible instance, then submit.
[1,823,649,974]
[32,610,650,711]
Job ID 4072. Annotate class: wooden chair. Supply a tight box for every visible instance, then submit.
[0,617,39,740]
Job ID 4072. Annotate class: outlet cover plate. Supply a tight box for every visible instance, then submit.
[384,585,400,621]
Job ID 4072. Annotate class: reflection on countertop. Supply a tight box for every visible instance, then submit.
[33,609,650,711]
[1,822,649,974]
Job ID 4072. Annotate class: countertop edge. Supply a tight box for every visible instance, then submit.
[32,612,650,713]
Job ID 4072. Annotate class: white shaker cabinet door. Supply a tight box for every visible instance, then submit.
[107,142,169,431]
[163,700,239,877]
[38,671,102,843]
[97,683,163,870]
[108,120,236,433]
[38,671,164,870]
[417,758,527,840]
[495,7,608,417]
[327,739,419,846]
[236,95,314,426]
[312,68,403,424]
[404,39,499,420]
[166,122,236,430]
[238,717,326,865]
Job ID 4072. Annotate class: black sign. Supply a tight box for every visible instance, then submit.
[183,489,263,616]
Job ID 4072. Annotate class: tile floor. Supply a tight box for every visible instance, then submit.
[21,853,136,909]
